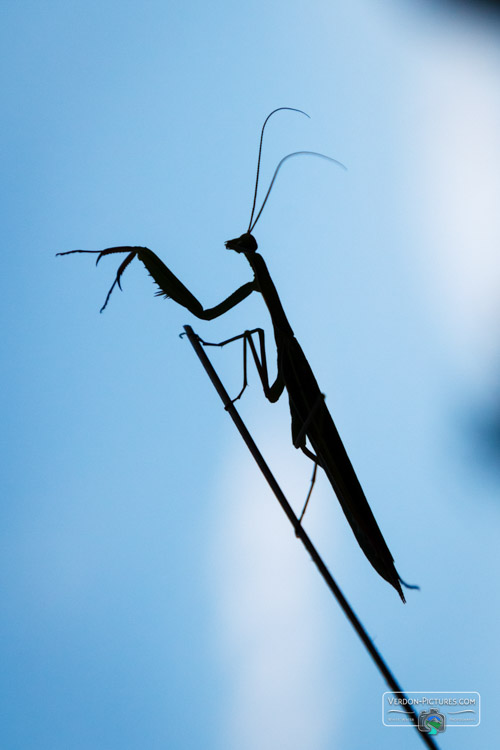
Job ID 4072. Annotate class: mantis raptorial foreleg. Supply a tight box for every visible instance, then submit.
[56,246,257,317]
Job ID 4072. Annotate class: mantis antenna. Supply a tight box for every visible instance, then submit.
[247,107,310,232]
[249,150,347,233]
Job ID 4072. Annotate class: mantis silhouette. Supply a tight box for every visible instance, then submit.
[58,108,414,602]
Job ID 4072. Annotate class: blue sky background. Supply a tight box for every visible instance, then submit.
[1,1,499,748]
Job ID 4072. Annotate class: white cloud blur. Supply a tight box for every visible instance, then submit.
[411,23,500,386]
[209,415,339,750]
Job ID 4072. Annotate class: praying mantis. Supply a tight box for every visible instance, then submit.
[58,108,414,602]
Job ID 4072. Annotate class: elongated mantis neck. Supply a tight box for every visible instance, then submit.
[245,250,294,340]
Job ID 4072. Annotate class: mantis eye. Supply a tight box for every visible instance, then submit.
[225,232,258,254]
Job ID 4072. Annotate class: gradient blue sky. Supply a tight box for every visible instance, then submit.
[2,2,499,748]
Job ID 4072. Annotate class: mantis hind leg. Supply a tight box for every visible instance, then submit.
[291,391,325,450]
[290,394,326,528]
[295,460,318,535]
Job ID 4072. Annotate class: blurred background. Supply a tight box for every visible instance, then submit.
[1,1,499,748]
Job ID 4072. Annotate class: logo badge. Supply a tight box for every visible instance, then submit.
[418,709,446,735]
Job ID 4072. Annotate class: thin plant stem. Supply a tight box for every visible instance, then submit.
[184,324,440,750]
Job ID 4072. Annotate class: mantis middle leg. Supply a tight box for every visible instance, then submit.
[199,328,285,404]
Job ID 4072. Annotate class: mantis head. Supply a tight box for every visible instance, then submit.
[225,232,258,254]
